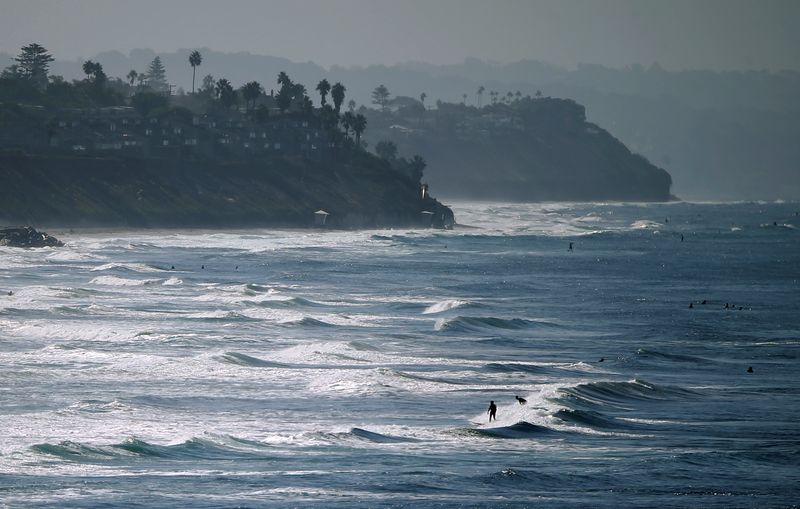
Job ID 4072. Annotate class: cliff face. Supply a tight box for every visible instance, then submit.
[365,98,674,202]
[0,151,453,229]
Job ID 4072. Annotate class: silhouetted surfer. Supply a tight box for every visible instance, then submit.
[598,357,605,362]
[747,366,754,373]
[568,242,573,252]
[681,234,684,242]
[515,396,527,405]
[701,300,707,305]
[487,401,497,422]
[689,302,694,309]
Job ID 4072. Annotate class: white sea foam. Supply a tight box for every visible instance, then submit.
[90,275,160,286]
[422,299,470,314]
[91,262,166,273]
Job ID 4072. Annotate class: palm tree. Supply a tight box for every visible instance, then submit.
[331,82,346,114]
[189,50,202,93]
[316,79,331,107]
[215,78,236,109]
[347,99,356,112]
[241,81,263,111]
[126,69,138,86]
[462,93,467,105]
[420,92,427,108]
[477,86,485,107]
[352,114,367,148]
[341,111,355,139]
[277,71,291,88]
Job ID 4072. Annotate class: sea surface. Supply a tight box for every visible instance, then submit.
[1,201,799,508]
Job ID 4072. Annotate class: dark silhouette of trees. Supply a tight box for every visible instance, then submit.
[347,99,356,112]
[331,81,346,114]
[241,80,263,111]
[462,93,467,104]
[82,60,107,86]
[189,50,202,93]
[215,78,237,109]
[352,113,367,148]
[131,92,168,116]
[146,56,168,92]
[316,78,331,107]
[420,92,427,108]
[126,70,138,86]
[276,72,294,113]
[341,111,354,139]
[375,140,398,160]
[13,43,54,91]
[477,86,485,107]
[409,155,426,182]
[371,84,390,112]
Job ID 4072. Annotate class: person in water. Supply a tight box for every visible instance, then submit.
[487,401,497,422]
[747,366,754,373]
[568,242,573,252]
[515,396,527,405]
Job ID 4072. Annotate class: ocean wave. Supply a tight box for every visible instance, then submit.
[279,317,335,327]
[89,275,161,286]
[305,428,417,444]
[90,262,167,273]
[31,436,268,463]
[376,367,464,386]
[215,352,291,368]
[483,362,552,374]
[455,421,559,439]
[247,296,324,309]
[635,348,715,365]
[434,316,560,332]
[422,299,472,315]
[552,408,637,429]
[557,379,698,409]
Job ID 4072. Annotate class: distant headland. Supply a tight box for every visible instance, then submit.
[1,44,671,229]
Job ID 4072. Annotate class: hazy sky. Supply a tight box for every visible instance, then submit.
[1,0,798,71]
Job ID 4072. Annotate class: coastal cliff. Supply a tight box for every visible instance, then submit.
[0,151,453,229]
[364,97,674,202]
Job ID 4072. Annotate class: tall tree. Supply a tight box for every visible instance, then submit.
[13,43,54,91]
[352,113,367,148]
[189,50,202,93]
[146,56,168,92]
[462,93,467,104]
[420,92,427,107]
[82,60,107,86]
[241,80,263,111]
[340,111,355,139]
[215,78,237,109]
[277,71,292,88]
[331,81,346,114]
[409,155,426,182]
[126,69,138,86]
[371,84,390,112]
[316,78,331,106]
[477,86,485,107]
[347,99,356,112]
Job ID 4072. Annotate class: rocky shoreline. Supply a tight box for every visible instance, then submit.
[0,227,64,248]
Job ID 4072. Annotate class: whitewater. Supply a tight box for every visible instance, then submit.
[1,201,798,508]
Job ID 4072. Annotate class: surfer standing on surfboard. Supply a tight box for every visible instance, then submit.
[487,401,497,422]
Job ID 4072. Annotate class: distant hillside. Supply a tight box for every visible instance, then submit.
[13,49,795,200]
[363,97,672,202]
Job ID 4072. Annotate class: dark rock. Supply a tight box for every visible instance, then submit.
[0,227,63,248]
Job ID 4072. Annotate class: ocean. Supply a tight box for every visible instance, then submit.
[1,201,798,508]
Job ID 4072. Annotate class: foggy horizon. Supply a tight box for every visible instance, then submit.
[2,0,799,73]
